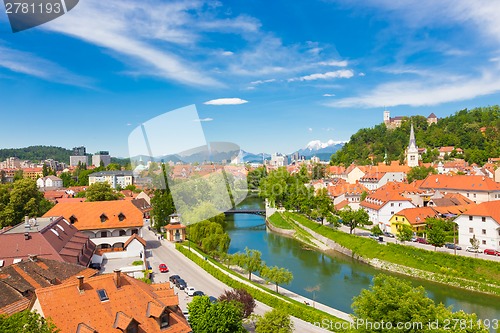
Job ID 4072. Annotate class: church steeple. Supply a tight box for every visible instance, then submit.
[406,122,419,167]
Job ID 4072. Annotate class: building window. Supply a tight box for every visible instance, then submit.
[119,230,127,236]
[100,214,108,223]
[390,203,394,207]
[482,229,486,235]
[118,213,126,221]
[473,193,476,198]
[481,217,486,222]
[469,216,473,221]
[101,231,108,238]
[160,313,169,329]
[482,240,486,245]
[395,217,398,221]
[391,211,394,215]
[469,228,473,233]
[467,193,470,197]
[131,229,138,235]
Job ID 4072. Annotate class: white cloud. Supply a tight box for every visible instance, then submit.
[308,127,313,132]
[250,79,276,85]
[318,60,348,67]
[358,72,366,77]
[323,93,335,97]
[0,45,91,87]
[221,51,234,56]
[328,70,500,108]
[194,118,214,122]
[41,0,223,87]
[289,70,354,82]
[204,98,249,105]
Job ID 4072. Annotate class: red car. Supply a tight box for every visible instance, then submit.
[159,263,169,273]
[416,237,428,244]
[484,249,500,256]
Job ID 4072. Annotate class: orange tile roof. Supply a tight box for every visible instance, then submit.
[43,201,144,231]
[361,182,413,210]
[393,207,437,225]
[328,182,368,197]
[419,175,500,192]
[36,273,191,333]
[461,201,500,224]
[124,234,146,248]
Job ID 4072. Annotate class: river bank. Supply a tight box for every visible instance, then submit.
[269,211,500,297]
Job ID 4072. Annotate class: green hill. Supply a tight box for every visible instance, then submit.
[0,146,73,164]
[331,106,500,166]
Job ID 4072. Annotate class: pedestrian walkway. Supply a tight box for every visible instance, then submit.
[183,243,353,322]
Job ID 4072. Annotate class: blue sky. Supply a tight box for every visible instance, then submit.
[1,0,500,157]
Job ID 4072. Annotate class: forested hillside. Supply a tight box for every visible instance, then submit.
[0,146,72,163]
[331,106,500,166]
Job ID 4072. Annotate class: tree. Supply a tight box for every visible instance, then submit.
[232,248,263,281]
[85,182,122,202]
[470,234,480,256]
[311,164,325,180]
[260,265,293,293]
[426,218,447,250]
[255,309,293,333]
[407,166,437,183]
[371,225,383,236]
[352,274,487,333]
[188,295,245,333]
[13,170,23,181]
[0,310,59,333]
[396,224,413,243]
[59,172,74,188]
[0,178,53,228]
[218,289,256,318]
[150,189,174,232]
[0,170,5,184]
[188,220,230,255]
[339,207,370,234]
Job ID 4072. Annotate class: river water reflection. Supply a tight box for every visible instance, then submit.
[226,197,500,326]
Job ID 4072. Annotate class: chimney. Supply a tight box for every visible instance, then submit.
[24,232,30,240]
[28,254,38,262]
[114,269,121,288]
[77,276,84,292]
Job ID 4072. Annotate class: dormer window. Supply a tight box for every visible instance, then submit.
[100,214,108,223]
[118,213,126,222]
[160,312,169,329]
[69,215,77,224]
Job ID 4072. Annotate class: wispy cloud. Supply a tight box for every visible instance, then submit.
[323,93,335,97]
[250,79,276,85]
[318,60,348,67]
[0,45,92,87]
[289,70,354,82]
[308,127,313,132]
[204,98,249,105]
[194,117,214,122]
[42,0,223,87]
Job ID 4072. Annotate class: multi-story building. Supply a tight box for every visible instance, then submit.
[43,200,144,251]
[419,174,500,204]
[22,167,44,180]
[0,216,95,267]
[36,175,63,189]
[455,201,500,250]
[0,157,21,169]
[88,170,134,189]
[270,153,288,167]
[92,151,112,167]
[70,146,88,167]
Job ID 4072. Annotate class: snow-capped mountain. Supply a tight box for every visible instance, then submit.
[305,139,344,151]
[296,140,345,161]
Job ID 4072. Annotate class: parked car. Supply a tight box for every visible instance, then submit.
[368,234,379,240]
[465,246,483,253]
[416,237,428,244]
[484,249,500,256]
[383,232,395,238]
[208,296,218,303]
[444,243,462,250]
[184,286,196,296]
[159,263,169,273]
[411,237,417,242]
[169,275,181,284]
[182,310,190,323]
[175,279,187,290]
[193,291,205,297]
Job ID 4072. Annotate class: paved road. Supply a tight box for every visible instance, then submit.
[142,227,331,333]
[338,224,500,262]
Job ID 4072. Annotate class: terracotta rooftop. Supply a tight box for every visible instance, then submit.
[461,201,500,224]
[43,200,144,231]
[0,216,95,267]
[393,207,437,225]
[419,174,500,192]
[360,182,413,210]
[36,273,191,333]
[0,257,96,315]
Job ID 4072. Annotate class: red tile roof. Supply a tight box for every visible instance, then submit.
[43,200,144,231]
[419,175,500,192]
[393,207,437,225]
[36,273,191,333]
[461,201,500,224]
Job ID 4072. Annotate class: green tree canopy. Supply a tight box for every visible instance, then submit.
[426,218,447,250]
[85,182,122,202]
[339,207,370,234]
[407,166,437,183]
[0,311,59,333]
[188,295,245,333]
[260,265,293,293]
[232,247,263,281]
[352,274,487,333]
[396,223,413,243]
[255,308,294,333]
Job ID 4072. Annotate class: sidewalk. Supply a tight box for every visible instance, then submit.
[183,243,353,323]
